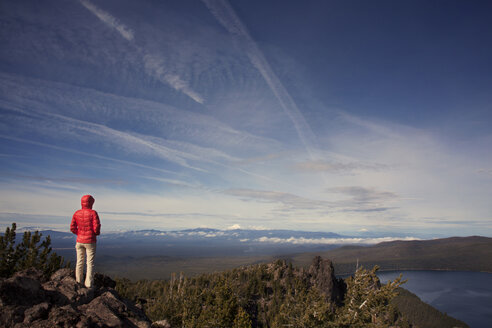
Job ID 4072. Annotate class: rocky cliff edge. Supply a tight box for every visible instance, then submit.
[0,267,161,328]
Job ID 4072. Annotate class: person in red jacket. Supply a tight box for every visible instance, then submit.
[70,194,101,288]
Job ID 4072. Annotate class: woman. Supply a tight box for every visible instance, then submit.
[70,194,101,288]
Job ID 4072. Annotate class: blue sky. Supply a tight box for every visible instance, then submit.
[0,0,491,236]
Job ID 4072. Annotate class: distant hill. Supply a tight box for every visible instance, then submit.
[392,287,469,328]
[95,236,492,281]
[288,236,492,275]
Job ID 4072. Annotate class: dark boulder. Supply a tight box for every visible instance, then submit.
[94,272,117,290]
[81,289,150,328]
[44,304,81,327]
[43,274,94,307]
[49,268,73,282]
[0,268,152,328]
[23,302,50,324]
[0,305,26,326]
[0,269,46,307]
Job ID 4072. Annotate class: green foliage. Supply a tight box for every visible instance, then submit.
[334,266,408,328]
[0,223,18,277]
[0,223,69,278]
[116,259,409,328]
[233,307,252,328]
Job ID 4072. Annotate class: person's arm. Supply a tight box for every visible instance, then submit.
[70,213,78,235]
[93,211,101,236]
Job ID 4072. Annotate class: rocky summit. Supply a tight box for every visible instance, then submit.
[0,267,153,328]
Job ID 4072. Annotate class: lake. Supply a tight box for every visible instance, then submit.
[377,271,492,328]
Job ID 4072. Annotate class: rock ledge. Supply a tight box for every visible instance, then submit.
[0,268,151,328]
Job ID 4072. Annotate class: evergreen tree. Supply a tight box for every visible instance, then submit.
[0,223,19,277]
[335,265,406,328]
[0,222,69,278]
[233,307,252,328]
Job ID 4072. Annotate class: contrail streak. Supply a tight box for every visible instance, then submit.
[202,0,318,159]
[79,0,204,104]
[0,135,176,175]
[79,0,134,41]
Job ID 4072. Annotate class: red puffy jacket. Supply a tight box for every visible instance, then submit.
[70,195,101,243]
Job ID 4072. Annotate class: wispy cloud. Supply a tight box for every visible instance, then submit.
[0,72,279,154]
[335,111,420,141]
[202,0,318,157]
[1,85,284,186]
[419,217,492,227]
[327,186,397,204]
[79,0,204,103]
[99,211,219,218]
[2,174,126,186]
[1,97,243,172]
[477,168,492,176]
[0,135,176,176]
[254,236,420,245]
[294,160,393,174]
[79,0,134,41]
[1,105,205,171]
[143,54,204,104]
[224,186,398,215]
[344,207,395,213]
[140,176,202,189]
[234,152,286,165]
[0,212,68,231]
[224,188,332,211]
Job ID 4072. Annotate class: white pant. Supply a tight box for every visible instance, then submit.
[75,242,97,288]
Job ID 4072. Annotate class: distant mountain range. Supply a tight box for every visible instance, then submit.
[31,227,345,260]
[6,227,419,275]
[102,227,343,241]
[15,227,492,281]
[23,227,421,259]
[29,227,422,245]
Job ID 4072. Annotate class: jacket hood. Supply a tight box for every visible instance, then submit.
[81,195,95,209]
